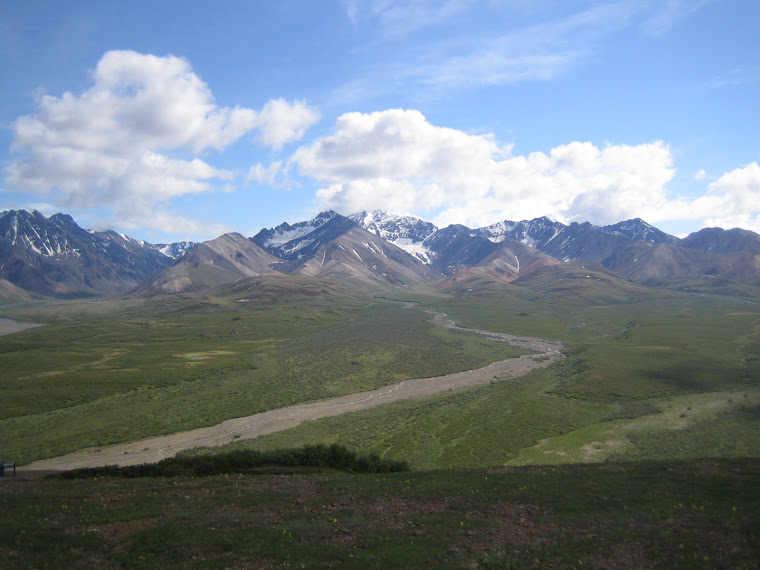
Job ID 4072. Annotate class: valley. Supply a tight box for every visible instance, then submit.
[1,273,757,470]
[21,305,563,472]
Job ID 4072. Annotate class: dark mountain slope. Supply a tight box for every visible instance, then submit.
[288,226,440,288]
[0,210,172,297]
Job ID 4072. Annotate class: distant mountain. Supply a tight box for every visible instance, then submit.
[133,233,279,296]
[254,211,439,288]
[679,227,760,255]
[355,210,760,288]
[149,241,197,259]
[601,218,679,245]
[421,224,499,275]
[251,211,354,261]
[438,240,559,289]
[0,210,173,297]
[287,225,439,288]
[3,208,760,300]
[348,210,436,263]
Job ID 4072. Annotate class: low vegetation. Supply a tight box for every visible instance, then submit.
[1,459,757,568]
[58,444,410,478]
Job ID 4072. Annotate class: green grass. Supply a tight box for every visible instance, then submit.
[1,459,757,568]
[205,289,759,470]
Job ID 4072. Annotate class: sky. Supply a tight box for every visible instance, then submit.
[1,0,758,243]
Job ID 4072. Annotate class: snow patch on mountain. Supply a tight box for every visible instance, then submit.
[348,210,436,263]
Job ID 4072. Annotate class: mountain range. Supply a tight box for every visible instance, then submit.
[1,208,759,302]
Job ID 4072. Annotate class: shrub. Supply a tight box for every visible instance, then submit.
[57,444,410,479]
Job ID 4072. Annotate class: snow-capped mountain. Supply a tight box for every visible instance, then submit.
[2,208,759,299]
[149,241,197,259]
[348,210,437,263]
[600,218,679,245]
[251,211,439,287]
[0,210,178,297]
[477,216,567,249]
[251,211,356,261]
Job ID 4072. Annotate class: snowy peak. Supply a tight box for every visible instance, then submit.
[348,210,437,264]
[348,210,437,244]
[0,209,88,257]
[0,209,174,297]
[251,211,356,260]
[601,218,679,245]
[290,225,439,287]
[149,241,197,259]
[478,217,565,248]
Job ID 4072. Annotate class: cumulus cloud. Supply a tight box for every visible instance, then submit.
[293,109,682,228]
[255,99,320,150]
[4,50,319,236]
[689,162,760,233]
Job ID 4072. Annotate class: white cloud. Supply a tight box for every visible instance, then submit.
[689,162,760,233]
[4,50,318,236]
[294,109,681,228]
[294,109,760,234]
[255,99,320,151]
[247,161,284,186]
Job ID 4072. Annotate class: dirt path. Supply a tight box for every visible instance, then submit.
[23,310,564,473]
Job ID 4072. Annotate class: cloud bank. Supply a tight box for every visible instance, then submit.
[5,50,319,235]
[288,109,760,233]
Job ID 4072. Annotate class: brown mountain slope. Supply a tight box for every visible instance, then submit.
[438,241,559,290]
[133,233,280,295]
[510,261,669,305]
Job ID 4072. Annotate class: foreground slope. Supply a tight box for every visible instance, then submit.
[3,459,758,569]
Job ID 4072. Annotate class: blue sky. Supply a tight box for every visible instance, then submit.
[1,0,758,243]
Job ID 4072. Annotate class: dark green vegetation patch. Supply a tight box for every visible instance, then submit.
[58,444,409,478]
[1,459,757,568]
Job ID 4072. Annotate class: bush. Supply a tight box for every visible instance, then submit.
[57,444,410,479]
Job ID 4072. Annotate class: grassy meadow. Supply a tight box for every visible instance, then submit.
[0,276,530,464]
[0,276,758,467]
[187,285,760,470]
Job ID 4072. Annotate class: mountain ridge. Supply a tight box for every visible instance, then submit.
[2,208,759,300]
